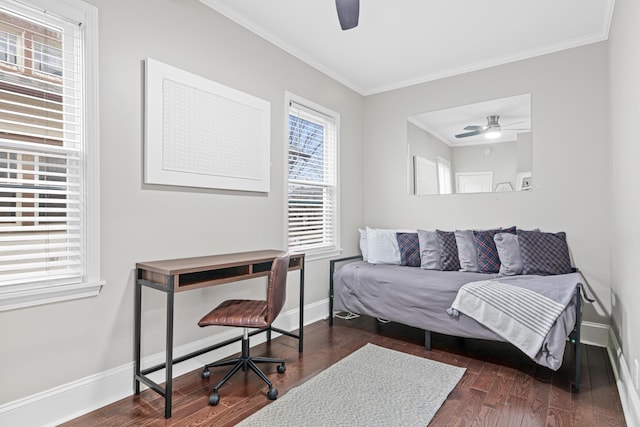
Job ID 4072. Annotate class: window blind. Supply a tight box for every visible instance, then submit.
[287,101,338,252]
[0,3,85,288]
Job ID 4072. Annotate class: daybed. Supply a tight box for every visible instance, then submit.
[328,227,591,391]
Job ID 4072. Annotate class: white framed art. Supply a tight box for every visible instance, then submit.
[144,58,271,192]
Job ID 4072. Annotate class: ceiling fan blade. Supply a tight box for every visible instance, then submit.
[336,0,359,30]
[501,120,524,127]
[464,125,484,130]
[455,130,482,138]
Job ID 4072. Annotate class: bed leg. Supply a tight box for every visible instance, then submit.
[425,331,431,351]
[573,286,582,392]
[328,255,363,328]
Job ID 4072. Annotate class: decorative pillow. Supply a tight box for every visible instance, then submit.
[473,226,516,273]
[358,228,368,261]
[436,230,460,271]
[494,232,522,276]
[518,230,572,275]
[454,230,478,272]
[417,229,441,270]
[365,227,401,265]
[396,233,421,267]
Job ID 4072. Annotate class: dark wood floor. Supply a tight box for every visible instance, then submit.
[62,316,626,426]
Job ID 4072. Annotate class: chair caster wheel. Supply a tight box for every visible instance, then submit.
[201,368,210,379]
[277,364,286,374]
[209,392,220,406]
[267,387,278,400]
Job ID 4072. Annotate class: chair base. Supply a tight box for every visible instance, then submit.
[202,329,286,406]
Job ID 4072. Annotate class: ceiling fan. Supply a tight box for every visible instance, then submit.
[454,115,528,139]
[335,0,359,30]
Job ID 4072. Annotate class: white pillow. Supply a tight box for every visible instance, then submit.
[365,227,401,265]
[358,228,368,261]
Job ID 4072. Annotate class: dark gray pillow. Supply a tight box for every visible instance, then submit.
[417,229,441,270]
[518,230,572,275]
[396,232,421,267]
[473,226,516,273]
[454,230,478,272]
[436,230,460,271]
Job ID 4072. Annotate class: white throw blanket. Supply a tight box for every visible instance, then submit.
[448,280,565,360]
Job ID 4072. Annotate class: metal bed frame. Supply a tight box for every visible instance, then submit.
[329,256,592,392]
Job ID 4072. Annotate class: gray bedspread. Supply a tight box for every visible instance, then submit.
[333,261,579,370]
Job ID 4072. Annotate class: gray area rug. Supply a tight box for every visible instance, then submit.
[237,343,465,426]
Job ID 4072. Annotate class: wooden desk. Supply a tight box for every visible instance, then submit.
[133,250,305,418]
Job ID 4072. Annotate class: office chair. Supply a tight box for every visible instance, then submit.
[198,253,290,406]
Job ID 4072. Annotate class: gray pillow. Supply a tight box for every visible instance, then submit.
[417,229,441,270]
[454,230,478,272]
[494,232,522,276]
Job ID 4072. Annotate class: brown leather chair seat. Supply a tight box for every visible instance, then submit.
[198,253,290,406]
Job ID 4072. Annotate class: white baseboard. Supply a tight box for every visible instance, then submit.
[0,299,331,427]
[607,330,640,427]
[581,320,609,347]
[0,299,620,427]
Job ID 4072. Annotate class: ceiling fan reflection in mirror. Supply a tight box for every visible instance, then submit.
[455,115,529,139]
[336,0,359,30]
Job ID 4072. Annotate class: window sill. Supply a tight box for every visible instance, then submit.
[290,248,343,262]
[0,281,105,312]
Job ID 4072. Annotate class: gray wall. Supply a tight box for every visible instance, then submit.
[610,0,640,408]
[451,141,519,191]
[363,43,611,328]
[407,121,451,194]
[0,0,364,403]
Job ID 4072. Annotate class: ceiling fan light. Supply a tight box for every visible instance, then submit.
[485,129,501,139]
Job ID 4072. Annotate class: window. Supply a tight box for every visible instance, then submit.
[0,0,101,311]
[286,93,339,258]
[33,40,63,77]
[437,157,452,195]
[0,29,18,64]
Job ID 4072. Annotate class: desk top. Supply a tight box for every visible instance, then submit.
[136,250,304,292]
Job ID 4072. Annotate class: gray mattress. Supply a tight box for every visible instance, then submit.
[333,261,579,370]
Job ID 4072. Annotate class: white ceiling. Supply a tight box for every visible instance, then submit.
[199,0,615,95]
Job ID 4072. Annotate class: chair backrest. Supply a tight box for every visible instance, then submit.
[265,253,290,325]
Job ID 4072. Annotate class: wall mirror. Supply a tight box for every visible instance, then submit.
[408,94,532,195]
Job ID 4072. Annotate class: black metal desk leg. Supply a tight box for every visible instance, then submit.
[134,270,142,395]
[329,260,335,327]
[164,277,175,419]
[298,258,305,352]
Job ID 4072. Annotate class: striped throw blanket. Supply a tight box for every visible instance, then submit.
[448,280,566,359]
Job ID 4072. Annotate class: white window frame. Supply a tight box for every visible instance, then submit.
[0,29,18,64]
[0,0,102,311]
[284,92,341,261]
[437,156,452,195]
